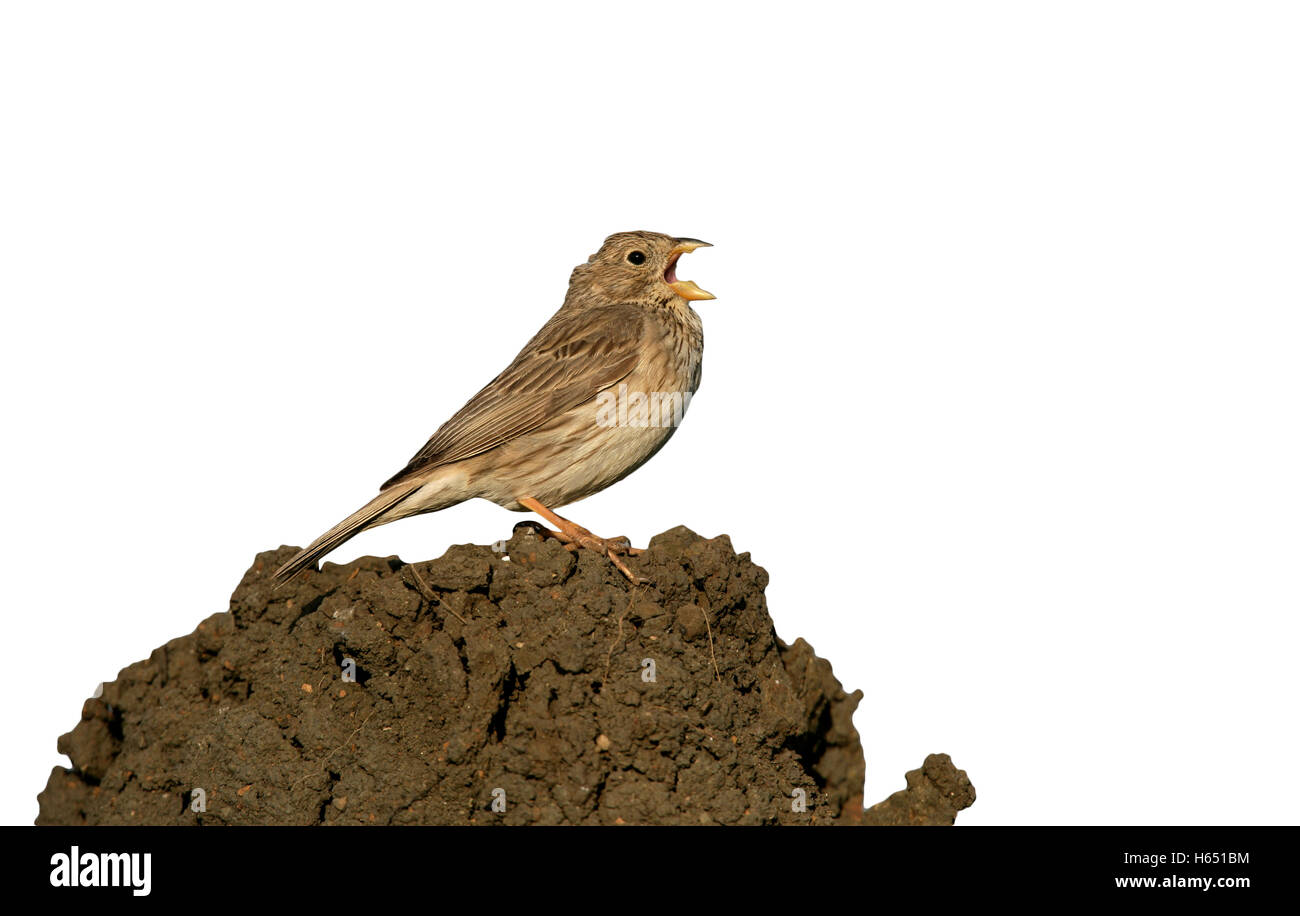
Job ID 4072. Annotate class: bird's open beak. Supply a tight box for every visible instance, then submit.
[666,239,715,301]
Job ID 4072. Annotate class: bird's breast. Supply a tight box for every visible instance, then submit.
[642,302,703,393]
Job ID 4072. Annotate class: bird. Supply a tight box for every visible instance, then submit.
[273,230,715,586]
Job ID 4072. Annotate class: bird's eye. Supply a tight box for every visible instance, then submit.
[627,250,646,265]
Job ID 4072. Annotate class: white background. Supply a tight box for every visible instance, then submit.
[2,2,1297,826]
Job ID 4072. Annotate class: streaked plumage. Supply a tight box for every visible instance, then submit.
[274,231,713,585]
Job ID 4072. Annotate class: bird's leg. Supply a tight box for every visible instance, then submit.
[517,497,646,584]
[512,519,608,558]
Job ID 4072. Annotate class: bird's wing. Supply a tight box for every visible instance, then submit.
[380,304,646,490]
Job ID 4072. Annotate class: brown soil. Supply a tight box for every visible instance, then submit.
[37,525,974,825]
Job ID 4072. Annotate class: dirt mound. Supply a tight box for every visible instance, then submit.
[37,525,974,825]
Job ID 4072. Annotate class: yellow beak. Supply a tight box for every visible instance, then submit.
[667,239,715,301]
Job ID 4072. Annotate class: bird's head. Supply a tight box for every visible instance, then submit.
[564,231,714,309]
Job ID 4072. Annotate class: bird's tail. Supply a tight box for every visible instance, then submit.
[272,482,423,586]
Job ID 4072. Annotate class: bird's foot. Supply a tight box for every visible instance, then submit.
[515,497,650,585]
[557,525,642,556]
[561,531,649,585]
[514,518,648,584]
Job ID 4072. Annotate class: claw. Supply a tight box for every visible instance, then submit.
[515,496,651,585]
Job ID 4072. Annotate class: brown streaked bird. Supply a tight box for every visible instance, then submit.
[273,231,714,586]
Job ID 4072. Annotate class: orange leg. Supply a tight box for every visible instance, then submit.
[517,496,646,584]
